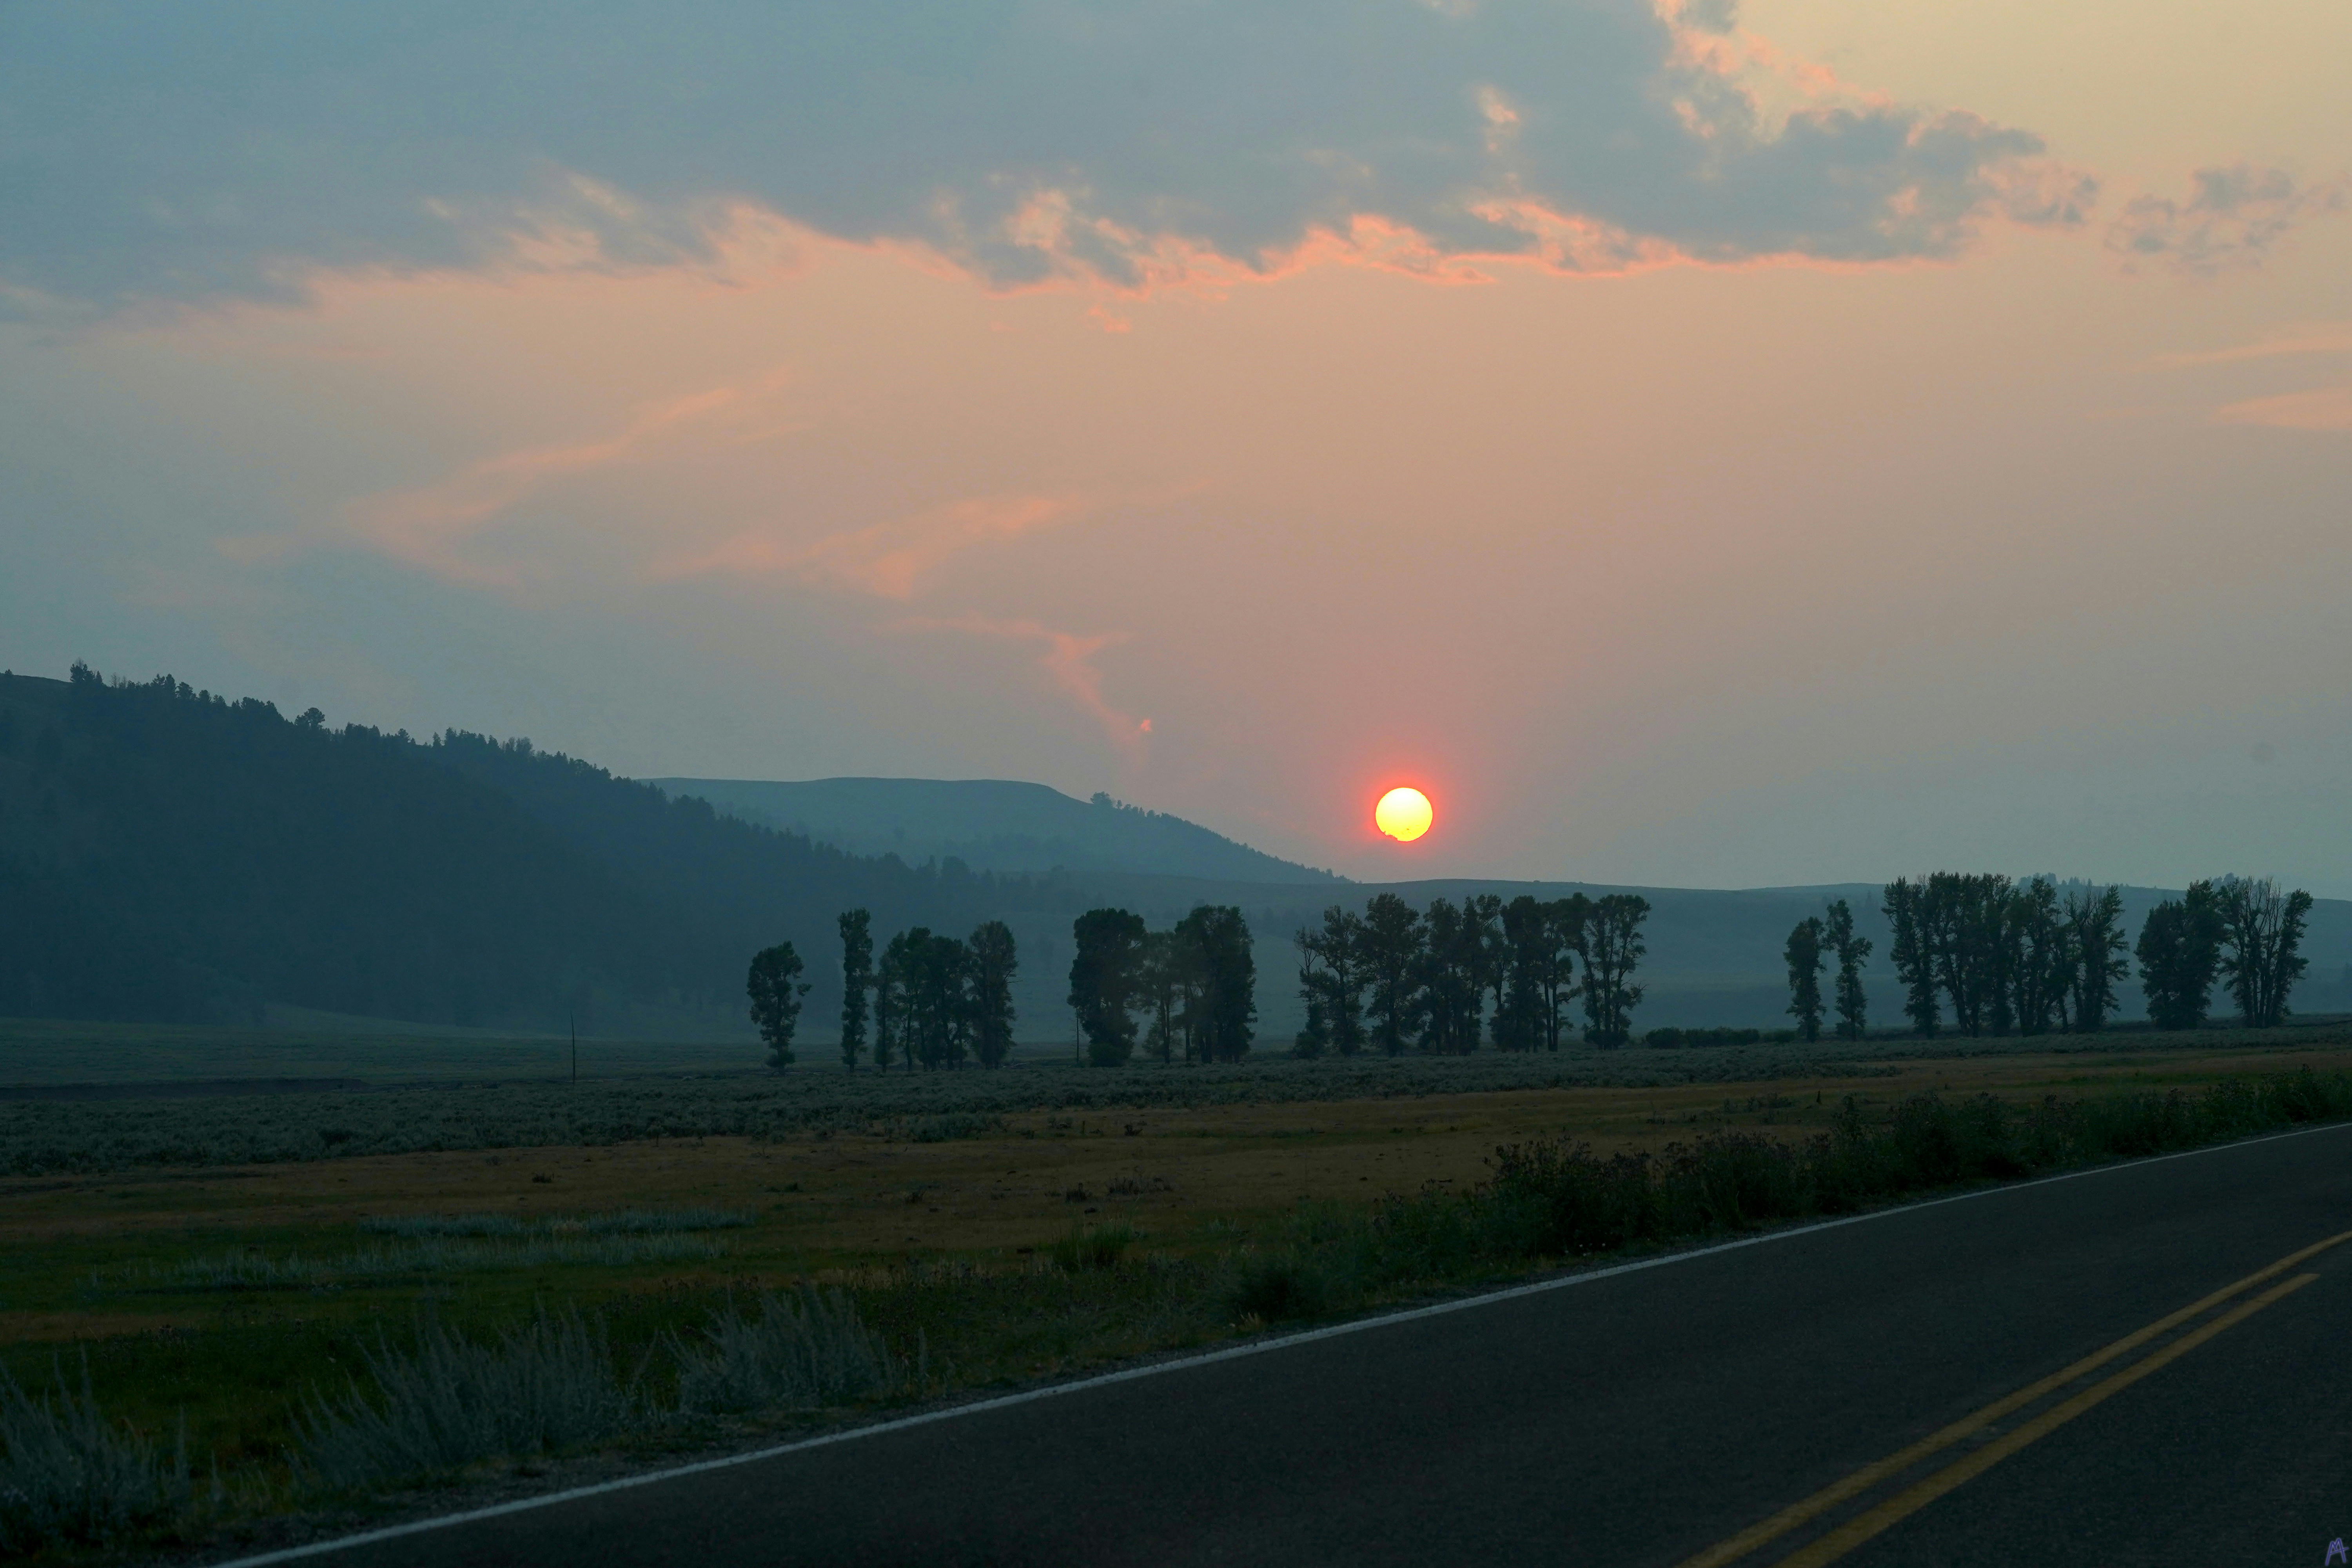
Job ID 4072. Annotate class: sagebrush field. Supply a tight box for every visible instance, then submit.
[5,1020,2352,1559]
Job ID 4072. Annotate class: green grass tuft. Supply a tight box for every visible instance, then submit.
[293,1308,648,1491]
[0,1358,190,1554]
[673,1289,913,1414]
[1049,1223,1135,1273]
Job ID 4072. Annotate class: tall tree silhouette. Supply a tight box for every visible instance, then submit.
[1883,877,1938,1038]
[745,942,808,1069]
[1539,897,1586,1051]
[1492,896,1548,1053]
[968,919,1018,1067]
[1578,894,1648,1047]
[873,931,909,1071]
[1069,907,1147,1066]
[1417,898,1486,1055]
[1357,893,1426,1056]
[2007,877,2069,1037]
[1467,893,1505,1047]
[1937,873,2011,1037]
[1317,906,1368,1056]
[1178,904,1257,1062]
[2060,886,2128,1032]
[2136,881,2224,1031]
[2218,877,2312,1028]
[1142,927,1196,1063]
[898,929,972,1069]
[1290,924,1331,1059]
[1823,898,1871,1040]
[837,909,873,1070]
[1784,916,1825,1042]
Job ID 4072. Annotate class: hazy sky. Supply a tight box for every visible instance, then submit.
[4,2,2347,889]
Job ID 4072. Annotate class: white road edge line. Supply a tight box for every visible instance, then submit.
[209,1114,2352,1566]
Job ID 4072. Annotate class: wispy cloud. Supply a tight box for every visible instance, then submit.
[2152,322,2352,368]
[2214,386,2352,433]
[657,492,1094,599]
[2144,319,2352,434]
[330,374,792,581]
[897,615,1151,763]
[2108,165,2348,277]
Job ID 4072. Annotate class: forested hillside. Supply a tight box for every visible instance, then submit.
[0,668,1060,1031]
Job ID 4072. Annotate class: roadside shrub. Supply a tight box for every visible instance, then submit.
[2263,1066,2352,1124]
[1224,1254,1328,1323]
[1397,1071,2352,1290]
[1350,1188,1494,1286]
[1662,1134,1811,1232]
[1049,1223,1134,1273]
[673,1289,909,1414]
[1486,1140,1660,1256]
[295,1308,645,1490]
[0,1361,189,1554]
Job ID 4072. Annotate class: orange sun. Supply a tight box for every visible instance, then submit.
[1375,786,1434,842]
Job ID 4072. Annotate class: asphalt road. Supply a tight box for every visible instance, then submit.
[241,1123,2352,1568]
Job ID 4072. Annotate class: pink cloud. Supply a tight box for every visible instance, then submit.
[2214,386,2352,432]
[2154,322,2352,368]
[657,492,1096,599]
[339,375,790,581]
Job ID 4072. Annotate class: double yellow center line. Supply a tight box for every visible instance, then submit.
[1677,1229,2349,1568]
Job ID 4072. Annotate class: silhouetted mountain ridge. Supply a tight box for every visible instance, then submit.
[649,776,1341,885]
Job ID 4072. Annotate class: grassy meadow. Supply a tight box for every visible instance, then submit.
[4,1017,2352,1559]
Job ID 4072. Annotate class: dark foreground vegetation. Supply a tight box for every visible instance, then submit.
[5,1067,2349,1560]
[1236,1068,2352,1318]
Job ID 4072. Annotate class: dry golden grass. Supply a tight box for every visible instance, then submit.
[10,1039,2348,1295]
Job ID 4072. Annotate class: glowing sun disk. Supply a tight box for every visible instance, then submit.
[1376,787,1434,842]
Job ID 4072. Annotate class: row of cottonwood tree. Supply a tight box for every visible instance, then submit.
[745,903,1260,1070]
[747,873,2316,1067]
[746,909,1019,1070]
[1066,905,1258,1066]
[1292,891,1654,1054]
[1781,874,2315,1041]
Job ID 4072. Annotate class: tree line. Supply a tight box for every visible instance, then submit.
[746,909,1020,1071]
[1067,905,1258,1066]
[747,873,2318,1067]
[1291,891,1653,1054]
[2133,876,2310,1030]
[1783,873,2315,1040]
[747,900,1263,1071]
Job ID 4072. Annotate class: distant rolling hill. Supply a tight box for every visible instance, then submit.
[9,664,2347,1049]
[649,777,1343,885]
